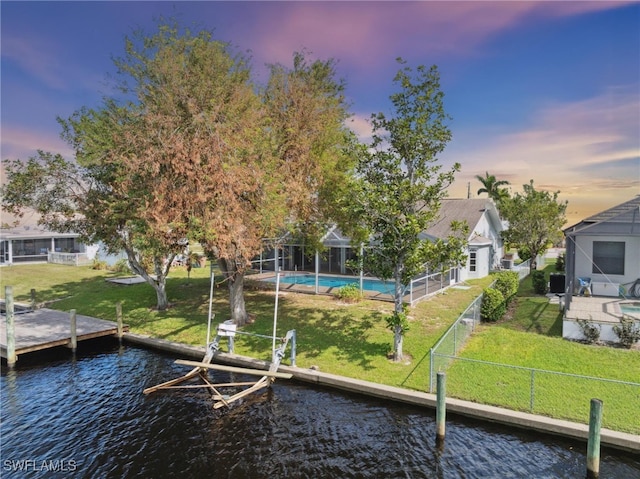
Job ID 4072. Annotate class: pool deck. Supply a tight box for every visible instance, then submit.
[565,296,640,322]
[125,333,640,454]
[1,306,127,361]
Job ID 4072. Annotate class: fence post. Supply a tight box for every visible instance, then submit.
[587,398,603,479]
[5,286,16,366]
[116,302,123,343]
[436,372,446,444]
[453,325,457,355]
[69,309,77,352]
[30,288,37,310]
[429,348,434,393]
[530,369,535,412]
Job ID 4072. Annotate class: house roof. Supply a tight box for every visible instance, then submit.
[0,225,79,241]
[564,195,640,236]
[423,198,501,240]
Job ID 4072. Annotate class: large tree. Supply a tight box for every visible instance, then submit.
[110,26,354,325]
[2,22,355,317]
[500,180,567,269]
[343,61,468,362]
[2,102,184,310]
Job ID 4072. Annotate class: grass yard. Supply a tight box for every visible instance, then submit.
[447,264,640,434]
[1,262,638,433]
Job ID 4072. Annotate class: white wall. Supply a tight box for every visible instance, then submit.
[573,235,640,293]
[563,319,637,345]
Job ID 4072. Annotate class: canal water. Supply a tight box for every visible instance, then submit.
[1,341,639,478]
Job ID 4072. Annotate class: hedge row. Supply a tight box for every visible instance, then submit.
[481,271,520,322]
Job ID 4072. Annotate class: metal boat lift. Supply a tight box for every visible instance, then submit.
[143,271,295,409]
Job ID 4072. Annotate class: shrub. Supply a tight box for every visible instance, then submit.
[111,258,131,274]
[613,316,640,348]
[334,283,364,303]
[555,253,565,272]
[577,318,600,344]
[517,246,532,263]
[481,287,506,322]
[92,258,108,270]
[531,270,548,295]
[494,271,519,305]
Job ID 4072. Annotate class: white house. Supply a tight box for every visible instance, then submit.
[261,198,504,282]
[564,195,640,303]
[420,198,504,281]
[0,225,96,266]
[562,196,640,344]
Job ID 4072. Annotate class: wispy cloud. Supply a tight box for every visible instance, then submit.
[0,126,73,161]
[239,1,633,69]
[447,84,639,221]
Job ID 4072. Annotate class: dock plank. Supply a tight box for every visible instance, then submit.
[0,308,127,358]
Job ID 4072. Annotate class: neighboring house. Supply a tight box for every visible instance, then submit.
[0,225,96,265]
[262,198,505,282]
[420,198,504,281]
[564,195,640,304]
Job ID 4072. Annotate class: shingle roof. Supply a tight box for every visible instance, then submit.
[424,198,495,239]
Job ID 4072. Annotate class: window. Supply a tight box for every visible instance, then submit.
[469,251,477,272]
[592,241,625,275]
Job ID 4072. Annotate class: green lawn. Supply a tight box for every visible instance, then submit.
[447,265,640,434]
[1,262,638,433]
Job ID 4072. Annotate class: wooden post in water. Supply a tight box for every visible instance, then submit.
[586,398,603,479]
[436,372,446,445]
[69,309,77,352]
[30,288,37,310]
[5,286,17,366]
[116,302,123,343]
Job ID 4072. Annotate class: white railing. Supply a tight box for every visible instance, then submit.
[48,252,92,266]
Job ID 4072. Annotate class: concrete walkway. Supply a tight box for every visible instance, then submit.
[124,333,639,454]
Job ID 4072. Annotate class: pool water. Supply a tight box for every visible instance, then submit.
[264,273,397,295]
[2,343,640,478]
[620,302,640,315]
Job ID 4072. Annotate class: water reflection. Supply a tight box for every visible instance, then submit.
[1,342,638,478]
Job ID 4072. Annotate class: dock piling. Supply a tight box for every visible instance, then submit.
[5,286,17,366]
[116,302,123,343]
[587,398,603,478]
[436,372,446,445]
[69,309,77,352]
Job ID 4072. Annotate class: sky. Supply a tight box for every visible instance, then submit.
[1,1,639,227]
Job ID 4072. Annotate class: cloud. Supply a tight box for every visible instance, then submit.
[446,84,639,222]
[0,126,73,161]
[237,1,634,70]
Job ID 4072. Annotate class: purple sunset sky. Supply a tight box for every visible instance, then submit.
[1,1,638,225]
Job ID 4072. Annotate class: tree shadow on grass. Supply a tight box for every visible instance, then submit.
[237,294,389,371]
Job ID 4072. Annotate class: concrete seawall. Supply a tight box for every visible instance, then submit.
[124,333,640,454]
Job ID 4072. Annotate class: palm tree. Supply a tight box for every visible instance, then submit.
[476,171,510,204]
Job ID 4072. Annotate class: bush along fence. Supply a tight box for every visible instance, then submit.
[428,263,640,434]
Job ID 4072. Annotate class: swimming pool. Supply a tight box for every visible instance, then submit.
[262,273,397,295]
[620,302,640,317]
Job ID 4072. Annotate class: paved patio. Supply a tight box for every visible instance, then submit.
[564,296,640,323]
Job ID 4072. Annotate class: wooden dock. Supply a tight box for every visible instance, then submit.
[1,308,127,361]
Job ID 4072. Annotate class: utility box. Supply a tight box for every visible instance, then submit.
[549,274,566,294]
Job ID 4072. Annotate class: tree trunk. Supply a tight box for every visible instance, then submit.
[152,279,169,310]
[392,271,405,362]
[218,258,248,326]
[393,324,404,362]
[124,247,171,311]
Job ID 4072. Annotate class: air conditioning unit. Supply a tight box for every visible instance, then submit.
[501,259,513,269]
